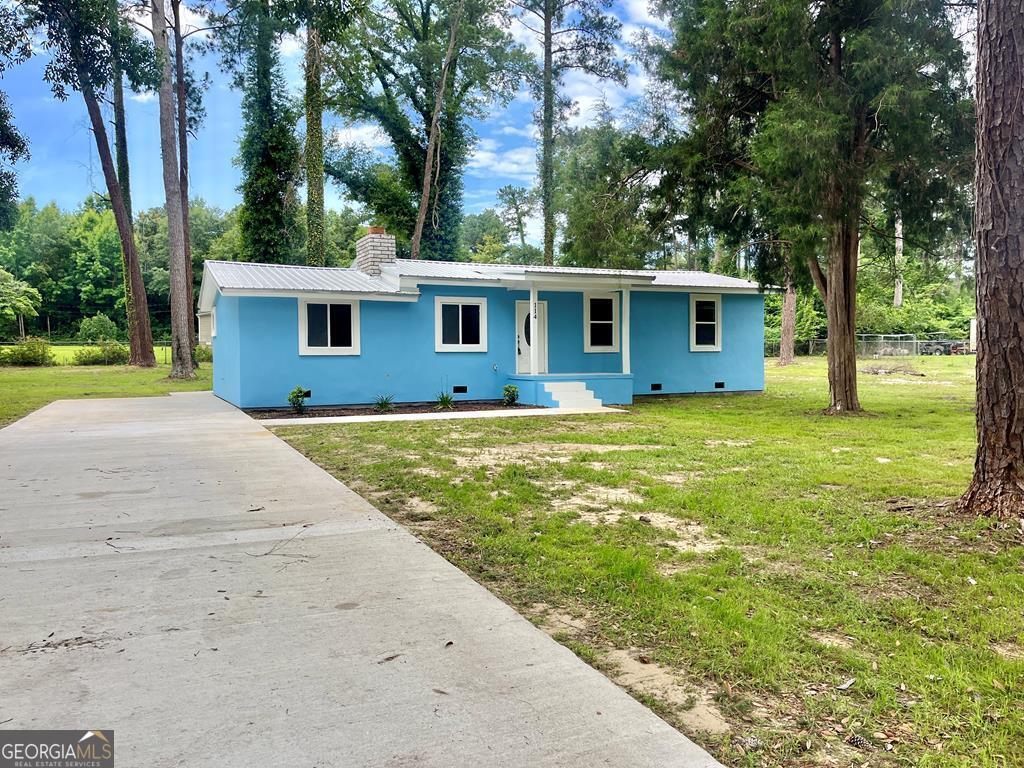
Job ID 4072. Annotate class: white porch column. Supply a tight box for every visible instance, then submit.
[621,287,631,375]
[529,284,540,375]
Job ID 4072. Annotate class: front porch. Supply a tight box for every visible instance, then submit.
[507,372,635,407]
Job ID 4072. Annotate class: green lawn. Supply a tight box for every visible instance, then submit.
[44,344,176,365]
[0,361,212,426]
[276,357,1023,768]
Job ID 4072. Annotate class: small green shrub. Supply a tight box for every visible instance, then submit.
[288,386,307,413]
[194,344,213,363]
[502,384,519,406]
[374,393,395,413]
[73,340,130,365]
[77,313,121,342]
[3,337,53,366]
[435,391,455,410]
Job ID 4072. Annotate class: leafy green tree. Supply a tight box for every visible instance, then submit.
[19,0,158,365]
[0,199,78,334]
[218,0,303,264]
[68,205,125,319]
[323,0,531,260]
[0,267,41,325]
[0,8,30,231]
[513,0,624,265]
[0,93,28,232]
[651,0,973,412]
[495,185,535,250]
[276,0,358,266]
[324,207,366,265]
[77,312,121,341]
[556,108,665,269]
[461,208,508,258]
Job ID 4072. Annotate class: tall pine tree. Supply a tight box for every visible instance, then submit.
[650,0,973,412]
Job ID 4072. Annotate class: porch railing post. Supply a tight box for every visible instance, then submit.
[530,283,540,376]
[622,287,631,375]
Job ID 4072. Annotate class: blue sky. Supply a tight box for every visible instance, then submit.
[3,0,666,240]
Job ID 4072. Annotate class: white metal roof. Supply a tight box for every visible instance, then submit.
[386,258,760,290]
[205,260,401,294]
[199,257,761,311]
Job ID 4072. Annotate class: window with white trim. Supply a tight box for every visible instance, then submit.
[299,299,360,355]
[690,294,721,352]
[584,293,619,352]
[210,309,217,338]
[435,297,487,352]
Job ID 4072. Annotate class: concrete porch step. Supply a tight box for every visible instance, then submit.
[543,381,603,409]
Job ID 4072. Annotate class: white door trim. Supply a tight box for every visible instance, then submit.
[515,300,548,374]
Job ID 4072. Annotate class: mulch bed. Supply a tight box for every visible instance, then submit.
[246,400,537,420]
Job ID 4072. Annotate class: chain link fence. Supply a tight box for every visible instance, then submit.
[767,334,971,358]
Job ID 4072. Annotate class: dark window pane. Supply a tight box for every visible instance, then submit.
[329,304,352,348]
[590,321,614,347]
[306,303,328,347]
[441,304,460,345]
[695,322,716,346]
[695,300,716,323]
[522,313,531,345]
[590,297,613,322]
[461,304,481,345]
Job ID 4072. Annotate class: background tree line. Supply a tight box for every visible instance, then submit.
[0,0,976,400]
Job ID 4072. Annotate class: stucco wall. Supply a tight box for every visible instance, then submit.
[213,285,765,408]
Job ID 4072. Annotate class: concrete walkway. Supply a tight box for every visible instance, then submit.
[0,393,720,768]
[259,403,623,426]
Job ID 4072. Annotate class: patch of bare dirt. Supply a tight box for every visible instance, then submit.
[704,439,753,448]
[568,504,723,554]
[453,442,666,470]
[991,641,1024,661]
[654,470,704,485]
[409,466,443,478]
[528,606,731,736]
[604,648,731,735]
[403,496,438,520]
[810,631,855,650]
[530,603,597,638]
[861,364,924,377]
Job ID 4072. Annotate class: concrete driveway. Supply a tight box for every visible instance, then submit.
[0,393,720,767]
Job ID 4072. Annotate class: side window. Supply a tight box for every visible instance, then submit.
[690,294,721,352]
[435,297,487,352]
[299,300,360,355]
[584,293,619,352]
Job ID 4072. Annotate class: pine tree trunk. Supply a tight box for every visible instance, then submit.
[171,0,196,350]
[959,0,1024,519]
[152,0,195,379]
[80,81,155,367]
[412,1,462,260]
[893,211,904,308]
[540,0,554,266]
[779,271,796,366]
[823,211,861,413]
[305,24,326,266]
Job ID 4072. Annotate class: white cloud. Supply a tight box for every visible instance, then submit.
[499,123,537,139]
[329,123,392,150]
[279,33,304,58]
[129,90,156,103]
[621,0,670,30]
[467,139,537,182]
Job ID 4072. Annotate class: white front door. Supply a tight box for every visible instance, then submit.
[516,300,548,374]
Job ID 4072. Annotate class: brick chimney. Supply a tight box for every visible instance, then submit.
[354,226,397,276]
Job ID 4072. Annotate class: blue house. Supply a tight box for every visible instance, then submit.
[198,228,766,409]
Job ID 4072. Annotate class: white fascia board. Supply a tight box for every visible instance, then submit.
[198,265,219,312]
[218,288,420,303]
[632,284,764,295]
